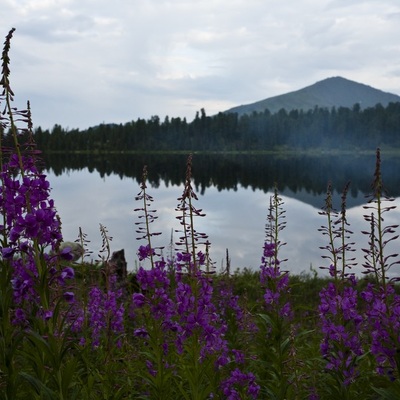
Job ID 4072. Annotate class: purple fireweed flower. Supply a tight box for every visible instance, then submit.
[132,292,146,308]
[134,327,149,338]
[146,360,157,377]
[150,287,175,320]
[197,251,205,265]
[263,242,275,259]
[220,368,260,399]
[361,283,400,376]
[280,302,292,318]
[1,153,64,321]
[59,267,75,285]
[88,285,125,347]
[11,257,38,305]
[12,308,27,326]
[318,277,363,385]
[136,261,170,291]
[63,291,75,303]
[133,258,229,370]
[174,273,229,361]
[176,252,191,263]
[133,261,177,332]
[43,310,53,320]
[134,260,176,324]
[260,243,293,320]
[264,288,280,305]
[176,282,195,315]
[137,244,155,261]
[88,287,106,347]
[59,241,84,261]
[260,265,293,319]
[1,247,15,258]
[232,349,245,364]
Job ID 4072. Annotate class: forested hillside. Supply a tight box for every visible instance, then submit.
[225,76,400,116]
[3,102,400,152]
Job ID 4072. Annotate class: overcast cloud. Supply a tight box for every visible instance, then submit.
[2,0,400,130]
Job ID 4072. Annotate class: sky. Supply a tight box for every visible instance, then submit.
[2,0,400,130]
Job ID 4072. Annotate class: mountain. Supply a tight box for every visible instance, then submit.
[224,76,400,116]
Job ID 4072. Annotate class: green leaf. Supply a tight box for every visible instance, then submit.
[19,372,56,399]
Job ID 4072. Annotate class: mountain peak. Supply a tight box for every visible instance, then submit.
[225,77,400,116]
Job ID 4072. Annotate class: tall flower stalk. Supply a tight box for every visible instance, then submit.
[317,181,364,398]
[135,165,162,269]
[255,187,294,399]
[175,154,209,276]
[361,148,400,389]
[0,28,87,398]
[361,148,399,286]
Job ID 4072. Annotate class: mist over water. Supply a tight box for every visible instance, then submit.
[44,153,400,277]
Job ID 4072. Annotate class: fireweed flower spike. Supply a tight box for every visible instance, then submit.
[260,189,292,320]
[220,368,260,399]
[175,154,210,276]
[361,283,400,378]
[360,149,400,382]
[0,29,65,317]
[0,29,88,398]
[317,182,364,395]
[256,189,297,398]
[134,165,163,268]
[318,276,364,386]
[362,148,400,285]
[87,285,125,348]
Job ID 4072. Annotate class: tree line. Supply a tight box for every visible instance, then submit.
[3,102,400,152]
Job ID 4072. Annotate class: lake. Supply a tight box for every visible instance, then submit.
[43,152,400,277]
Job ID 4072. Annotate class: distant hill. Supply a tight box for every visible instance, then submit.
[224,76,400,116]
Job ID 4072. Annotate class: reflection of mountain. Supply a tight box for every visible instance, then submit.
[281,187,369,210]
[225,76,400,116]
[42,152,400,209]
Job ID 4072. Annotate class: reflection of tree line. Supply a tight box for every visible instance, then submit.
[42,153,400,201]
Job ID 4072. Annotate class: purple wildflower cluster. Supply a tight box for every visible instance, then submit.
[0,151,76,318]
[1,154,62,254]
[220,368,260,399]
[176,272,229,363]
[137,244,155,261]
[134,259,175,323]
[88,285,125,347]
[361,283,400,377]
[132,256,229,360]
[130,245,265,397]
[318,273,363,385]
[260,242,293,319]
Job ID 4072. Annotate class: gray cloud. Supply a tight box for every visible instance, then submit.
[1,0,400,129]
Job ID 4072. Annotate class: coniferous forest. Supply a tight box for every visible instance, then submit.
[2,102,400,152]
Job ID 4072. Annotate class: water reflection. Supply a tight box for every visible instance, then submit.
[43,153,400,277]
[43,152,387,201]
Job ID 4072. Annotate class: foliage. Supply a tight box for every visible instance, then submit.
[3,101,400,153]
[3,29,400,399]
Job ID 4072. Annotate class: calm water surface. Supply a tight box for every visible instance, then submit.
[44,154,400,277]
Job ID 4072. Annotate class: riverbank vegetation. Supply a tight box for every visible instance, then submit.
[2,29,400,399]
